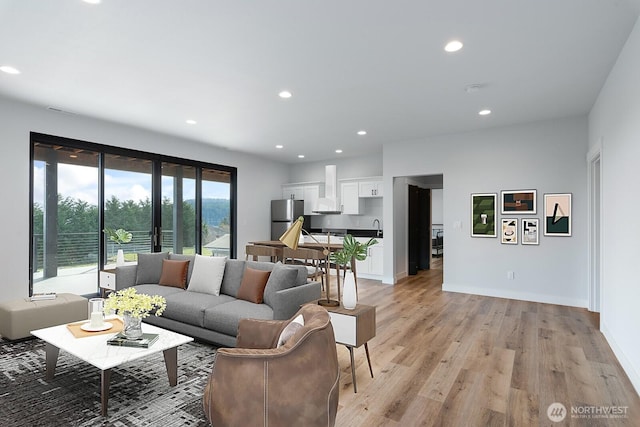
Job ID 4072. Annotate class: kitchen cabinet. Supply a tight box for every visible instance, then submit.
[359,180,383,198]
[281,183,322,215]
[354,238,383,279]
[340,181,363,215]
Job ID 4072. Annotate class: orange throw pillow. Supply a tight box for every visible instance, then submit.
[237,268,271,303]
[158,259,190,288]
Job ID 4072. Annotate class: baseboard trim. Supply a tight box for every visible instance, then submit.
[442,282,588,308]
[601,321,640,396]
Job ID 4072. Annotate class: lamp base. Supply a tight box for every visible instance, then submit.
[318,299,340,307]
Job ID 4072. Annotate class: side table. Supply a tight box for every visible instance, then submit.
[99,268,116,297]
[325,303,376,393]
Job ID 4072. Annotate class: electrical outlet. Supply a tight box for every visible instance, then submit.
[507,271,515,280]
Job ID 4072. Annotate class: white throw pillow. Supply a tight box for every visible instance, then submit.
[277,314,305,347]
[187,255,227,295]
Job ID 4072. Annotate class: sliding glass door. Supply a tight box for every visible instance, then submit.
[32,143,100,295]
[30,133,236,296]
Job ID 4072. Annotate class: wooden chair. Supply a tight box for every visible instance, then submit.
[283,247,326,288]
[245,245,282,262]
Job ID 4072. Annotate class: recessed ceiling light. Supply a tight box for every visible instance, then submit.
[357,130,367,136]
[185,119,197,125]
[275,145,283,149]
[279,91,292,99]
[297,154,305,159]
[444,40,463,53]
[478,109,492,116]
[335,149,343,154]
[69,154,78,159]
[0,65,20,75]
[82,0,102,4]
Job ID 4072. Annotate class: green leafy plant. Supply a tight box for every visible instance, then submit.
[104,288,166,319]
[330,234,378,267]
[103,228,133,245]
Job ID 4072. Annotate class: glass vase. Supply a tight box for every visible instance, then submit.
[123,312,143,339]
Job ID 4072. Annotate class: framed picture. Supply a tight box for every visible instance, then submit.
[521,218,539,245]
[501,218,518,244]
[544,193,572,236]
[471,193,497,237]
[501,190,536,214]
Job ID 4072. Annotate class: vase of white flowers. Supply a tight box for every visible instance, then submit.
[103,228,133,266]
[104,288,166,339]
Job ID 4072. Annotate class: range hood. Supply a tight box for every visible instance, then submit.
[313,165,343,214]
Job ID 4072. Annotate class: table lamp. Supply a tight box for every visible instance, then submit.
[279,216,340,307]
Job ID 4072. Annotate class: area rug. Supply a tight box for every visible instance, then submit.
[0,337,217,426]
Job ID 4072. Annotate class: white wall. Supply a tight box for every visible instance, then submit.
[383,116,589,309]
[432,189,443,226]
[588,17,640,394]
[0,97,288,303]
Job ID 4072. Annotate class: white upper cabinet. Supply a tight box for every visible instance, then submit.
[281,183,322,215]
[359,179,383,198]
[340,181,363,215]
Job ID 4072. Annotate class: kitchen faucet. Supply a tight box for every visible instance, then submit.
[373,219,381,237]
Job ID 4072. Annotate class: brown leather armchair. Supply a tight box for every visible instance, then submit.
[203,304,340,427]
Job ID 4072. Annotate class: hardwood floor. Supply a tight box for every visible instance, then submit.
[332,258,640,426]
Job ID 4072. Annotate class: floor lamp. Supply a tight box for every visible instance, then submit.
[279,216,340,307]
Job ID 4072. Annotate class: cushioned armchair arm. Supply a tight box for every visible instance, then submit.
[236,318,286,349]
[269,281,322,320]
[115,265,137,290]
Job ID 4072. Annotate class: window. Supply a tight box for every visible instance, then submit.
[30,133,236,296]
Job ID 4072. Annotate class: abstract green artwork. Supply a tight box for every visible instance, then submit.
[471,193,497,237]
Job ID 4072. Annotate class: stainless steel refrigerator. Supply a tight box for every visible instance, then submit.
[271,199,304,240]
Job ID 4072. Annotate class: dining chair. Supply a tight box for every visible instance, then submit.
[282,247,326,289]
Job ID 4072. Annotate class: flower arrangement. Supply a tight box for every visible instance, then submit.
[104,288,167,319]
[103,228,133,245]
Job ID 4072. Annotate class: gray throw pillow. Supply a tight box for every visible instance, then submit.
[263,262,298,306]
[135,252,169,285]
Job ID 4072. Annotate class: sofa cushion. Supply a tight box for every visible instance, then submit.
[136,252,169,285]
[168,253,196,283]
[236,268,271,304]
[158,259,190,288]
[187,255,227,295]
[219,259,246,297]
[262,262,299,307]
[132,284,184,298]
[163,291,235,327]
[204,300,274,336]
[246,260,307,286]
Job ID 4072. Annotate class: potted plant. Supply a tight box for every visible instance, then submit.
[330,234,377,309]
[104,288,166,339]
[103,228,133,266]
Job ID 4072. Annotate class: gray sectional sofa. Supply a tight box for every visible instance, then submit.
[114,253,322,347]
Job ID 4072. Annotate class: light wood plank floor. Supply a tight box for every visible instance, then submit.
[332,258,640,426]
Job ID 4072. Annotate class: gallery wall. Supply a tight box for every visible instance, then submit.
[0,97,288,303]
[382,116,589,308]
[588,16,640,393]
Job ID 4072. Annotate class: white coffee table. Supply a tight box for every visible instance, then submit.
[31,319,194,416]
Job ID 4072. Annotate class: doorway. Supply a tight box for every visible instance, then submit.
[408,185,431,275]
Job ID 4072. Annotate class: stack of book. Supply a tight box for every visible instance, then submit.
[107,332,159,348]
[30,292,57,301]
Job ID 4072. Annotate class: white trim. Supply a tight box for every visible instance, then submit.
[442,282,588,308]
[586,142,602,312]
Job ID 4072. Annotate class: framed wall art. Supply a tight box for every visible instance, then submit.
[501,190,536,214]
[501,218,518,244]
[471,193,497,237]
[521,218,539,245]
[544,193,572,236]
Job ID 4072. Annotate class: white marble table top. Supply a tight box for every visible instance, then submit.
[31,317,194,371]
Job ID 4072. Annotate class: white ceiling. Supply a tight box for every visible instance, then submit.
[1,0,639,164]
